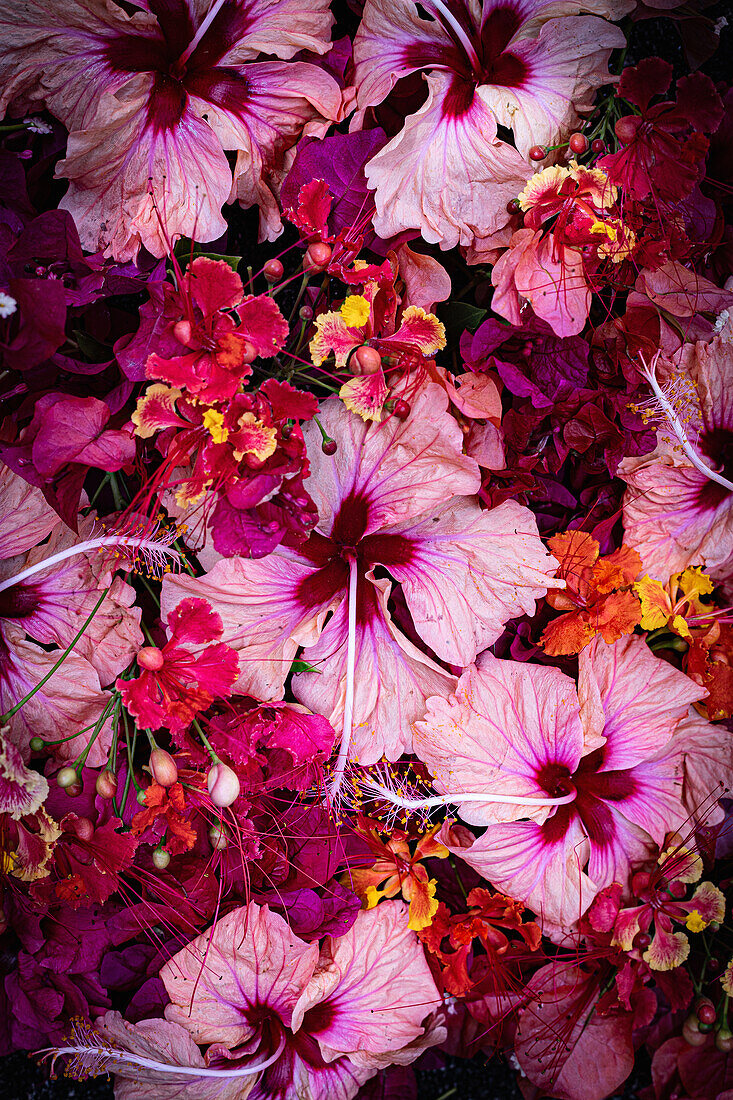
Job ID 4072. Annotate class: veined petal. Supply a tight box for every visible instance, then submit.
[311,311,363,367]
[208,0,335,65]
[364,71,531,250]
[0,0,158,129]
[491,227,591,337]
[442,813,597,931]
[57,73,230,260]
[293,573,456,764]
[577,635,706,771]
[643,925,690,971]
[0,464,61,559]
[415,657,584,826]
[161,903,319,1044]
[292,902,441,1059]
[339,372,389,422]
[161,551,340,702]
[379,497,562,663]
[302,386,480,536]
[482,15,624,155]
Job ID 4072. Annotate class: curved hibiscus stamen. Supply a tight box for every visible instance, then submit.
[327,552,359,803]
[40,1028,287,1080]
[0,530,179,595]
[637,352,733,494]
[421,0,481,74]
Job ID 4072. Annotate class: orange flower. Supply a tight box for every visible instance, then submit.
[343,816,448,931]
[540,530,642,655]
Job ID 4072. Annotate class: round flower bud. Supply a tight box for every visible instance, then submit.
[29,736,44,752]
[137,646,165,671]
[207,762,240,808]
[299,305,313,321]
[321,438,337,456]
[682,1014,708,1047]
[263,258,284,283]
[668,879,687,899]
[95,770,118,800]
[173,320,194,347]
[305,242,331,270]
[614,116,639,145]
[716,1027,733,1053]
[696,999,717,1026]
[71,817,94,842]
[529,145,546,161]
[393,400,411,420]
[66,782,83,798]
[209,822,229,850]
[568,132,589,155]
[632,931,651,951]
[56,766,79,789]
[150,748,178,788]
[152,846,171,870]
[136,787,149,805]
[350,345,382,376]
[591,138,606,153]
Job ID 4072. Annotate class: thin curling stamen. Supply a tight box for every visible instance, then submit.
[637,353,733,494]
[0,532,179,595]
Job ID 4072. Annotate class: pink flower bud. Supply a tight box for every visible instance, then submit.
[263,258,284,282]
[150,748,178,787]
[240,340,258,365]
[137,646,165,671]
[56,766,79,789]
[173,319,194,346]
[95,770,118,800]
[71,816,94,841]
[350,345,382,376]
[207,762,240,808]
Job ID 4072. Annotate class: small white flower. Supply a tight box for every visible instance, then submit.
[714,308,730,334]
[23,117,52,135]
[0,292,17,319]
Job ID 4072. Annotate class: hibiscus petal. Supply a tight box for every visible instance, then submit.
[380,497,561,663]
[292,901,442,1060]
[161,903,319,1045]
[293,573,456,764]
[442,813,596,931]
[364,71,531,250]
[161,551,340,701]
[58,73,230,260]
[415,657,584,826]
[302,385,480,536]
[577,635,706,771]
[0,464,60,559]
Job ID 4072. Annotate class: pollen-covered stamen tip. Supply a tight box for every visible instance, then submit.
[0,524,180,596]
[635,352,733,494]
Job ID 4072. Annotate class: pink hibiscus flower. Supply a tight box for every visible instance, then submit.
[0,0,343,259]
[413,634,711,930]
[161,385,561,792]
[352,0,630,255]
[117,597,239,738]
[47,902,443,1097]
[619,340,733,582]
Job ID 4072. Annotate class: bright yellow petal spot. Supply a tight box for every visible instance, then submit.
[407,877,439,932]
[635,575,672,630]
[365,885,383,910]
[202,407,228,444]
[671,614,691,638]
[685,909,707,933]
[340,294,371,328]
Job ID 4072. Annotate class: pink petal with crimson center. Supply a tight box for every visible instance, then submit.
[292,572,455,764]
[383,497,562,664]
[577,633,706,771]
[415,656,584,827]
[58,72,231,261]
[161,902,320,1045]
[160,551,341,701]
[302,386,480,535]
[253,1042,373,1100]
[291,901,442,1060]
[363,71,531,250]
